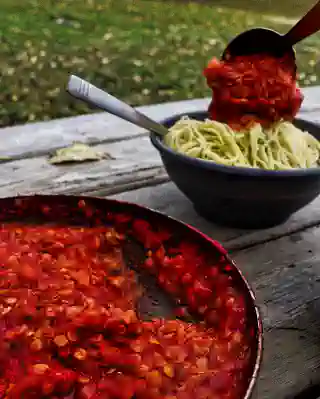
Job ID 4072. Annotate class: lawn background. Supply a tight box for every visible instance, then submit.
[1,0,320,127]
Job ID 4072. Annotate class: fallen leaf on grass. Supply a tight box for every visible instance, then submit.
[49,142,113,165]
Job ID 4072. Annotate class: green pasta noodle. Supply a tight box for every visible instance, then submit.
[164,117,320,170]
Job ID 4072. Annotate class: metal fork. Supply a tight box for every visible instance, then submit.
[67,75,168,137]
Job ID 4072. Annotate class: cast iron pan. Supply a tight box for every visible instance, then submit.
[0,194,263,399]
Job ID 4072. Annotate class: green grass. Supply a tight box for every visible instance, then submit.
[180,0,316,18]
[1,0,320,127]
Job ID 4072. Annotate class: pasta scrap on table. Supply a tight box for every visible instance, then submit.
[49,142,113,165]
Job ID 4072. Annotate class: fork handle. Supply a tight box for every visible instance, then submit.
[67,75,168,136]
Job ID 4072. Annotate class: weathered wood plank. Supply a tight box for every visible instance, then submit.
[0,86,319,159]
[0,98,210,159]
[110,182,320,250]
[0,147,250,244]
[299,86,320,125]
[111,182,252,243]
[0,135,168,196]
[0,134,319,247]
[299,86,320,111]
[231,226,320,399]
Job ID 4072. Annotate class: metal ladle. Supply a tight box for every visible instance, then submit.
[223,0,320,67]
[67,75,168,137]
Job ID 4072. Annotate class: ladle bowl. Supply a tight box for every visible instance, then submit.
[223,0,320,68]
[222,28,296,64]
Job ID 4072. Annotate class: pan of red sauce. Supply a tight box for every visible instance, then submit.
[0,195,262,399]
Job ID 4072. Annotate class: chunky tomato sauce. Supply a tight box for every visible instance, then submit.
[204,54,304,129]
[0,219,254,399]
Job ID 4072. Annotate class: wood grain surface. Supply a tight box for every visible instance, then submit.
[233,226,320,399]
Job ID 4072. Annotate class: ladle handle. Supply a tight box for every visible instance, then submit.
[67,75,168,137]
[284,0,320,46]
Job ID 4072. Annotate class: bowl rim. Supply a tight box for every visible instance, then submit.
[150,112,320,178]
[0,193,263,399]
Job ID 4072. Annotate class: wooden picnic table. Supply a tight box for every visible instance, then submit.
[1,86,320,399]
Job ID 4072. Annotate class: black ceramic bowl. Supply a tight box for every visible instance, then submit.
[150,112,320,229]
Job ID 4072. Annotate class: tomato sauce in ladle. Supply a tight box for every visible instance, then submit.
[204,1,320,129]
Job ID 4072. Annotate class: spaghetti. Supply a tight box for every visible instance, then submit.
[164,117,320,170]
